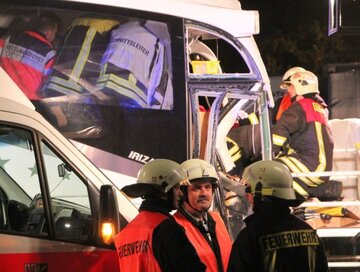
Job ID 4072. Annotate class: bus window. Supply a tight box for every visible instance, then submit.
[0,3,187,171]
[186,25,250,76]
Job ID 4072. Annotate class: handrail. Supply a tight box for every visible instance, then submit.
[291,170,360,179]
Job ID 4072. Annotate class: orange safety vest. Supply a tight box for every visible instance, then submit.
[115,211,168,272]
[174,211,232,272]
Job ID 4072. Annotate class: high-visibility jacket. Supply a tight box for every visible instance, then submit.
[115,211,167,272]
[41,17,119,97]
[96,20,173,109]
[227,204,329,272]
[272,97,334,197]
[0,30,56,100]
[174,210,232,272]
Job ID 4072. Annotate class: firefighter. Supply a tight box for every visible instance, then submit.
[274,66,306,122]
[174,159,232,272]
[272,70,338,200]
[96,20,173,109]
[0,13,59,100]
[115,159,206,272]
[227,160,329,272]
[40,16,120,138]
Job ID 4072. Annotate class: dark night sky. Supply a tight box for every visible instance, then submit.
[240,0,360,76]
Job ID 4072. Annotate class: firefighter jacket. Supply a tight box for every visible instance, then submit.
[96,20,173,109]
[227,203,329,272]
[174,205,232,272]
[115,198,206,272]
[41,17,119,97]
[0,30,57,100]
[272,96,334,197]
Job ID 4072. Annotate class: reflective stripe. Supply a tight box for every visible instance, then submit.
[46,82,82,96]
[96,80,147,108]
[71,28,97,80]
[97,73,147,106]
[248,112,259,125]
[226,137,242,162]
[46,76,83,94]
[293,180,309,197]
[278,157,323,186]
[314,122,327,172]
[272,134,287,146]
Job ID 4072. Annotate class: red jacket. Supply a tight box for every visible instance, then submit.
[0,30,57,100]
[174,210,232,272]
[115,211,167,272]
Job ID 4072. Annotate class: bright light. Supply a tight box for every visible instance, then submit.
[101,222,115,245]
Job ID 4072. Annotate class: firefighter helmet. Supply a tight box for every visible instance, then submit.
[242,160,303,205]
[289,70,319,96]
[121,159,189,198]
[181,159,219,187]
[280,66,306,90]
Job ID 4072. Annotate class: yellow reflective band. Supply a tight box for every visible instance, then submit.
[48,76,84,92]
[278,157,320,186]
[128,73,137,85]
[96,80,147,108]
[262,187,274,196]
[293,181,309,197]
[314,122,327,172]
[287,157,324,185]
[98,73,147,102]
[248,112,259,124]
[72,28,97,80]
[273,134,287,146]
[226,137,242,162]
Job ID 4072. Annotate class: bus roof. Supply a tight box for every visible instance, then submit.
[64,0,259,37]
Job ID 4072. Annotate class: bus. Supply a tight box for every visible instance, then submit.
[0,0,273,270]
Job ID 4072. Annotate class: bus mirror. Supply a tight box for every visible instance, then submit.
[58,163,66,177]
[99,185,120,245]
[58,163,72,177]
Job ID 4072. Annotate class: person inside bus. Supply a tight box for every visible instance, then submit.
[0,13,60,103]
[116,159,206,272]
[272,70,340,201]
[174,159,232,272]
[95,19,173,110]
[40,15,120,139]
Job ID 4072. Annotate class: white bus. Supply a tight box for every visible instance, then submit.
[0,0,273,270]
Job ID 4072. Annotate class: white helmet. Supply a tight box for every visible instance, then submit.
[181,159,219,187]
[289,70,319,96]
[122,159,189,198]
[280,67,306,90]
[242,160,304,206]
